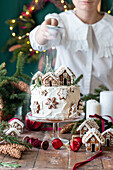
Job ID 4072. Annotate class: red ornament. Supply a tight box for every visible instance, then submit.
[25,115,43,131]
[70,137,82,152]
[73,137,82,146]
[52,138,63,149]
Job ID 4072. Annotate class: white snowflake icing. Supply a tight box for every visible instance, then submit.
[57,88,69,100]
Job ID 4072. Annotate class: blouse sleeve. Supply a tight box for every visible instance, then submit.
[29,13,64,51]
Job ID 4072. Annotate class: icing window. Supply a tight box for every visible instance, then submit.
[91,137,95,142]
[84,127,87,130]
[87,143,90,147]
[96,143,99,147]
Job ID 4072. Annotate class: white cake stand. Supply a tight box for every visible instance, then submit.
[27,112,85,144]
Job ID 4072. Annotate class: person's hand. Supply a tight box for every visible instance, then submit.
[40,18,58,40]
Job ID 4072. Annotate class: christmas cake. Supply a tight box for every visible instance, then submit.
[30,66,83,120]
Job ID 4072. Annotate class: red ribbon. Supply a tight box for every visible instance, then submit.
[89,114,108,132]
[73,150,102,170]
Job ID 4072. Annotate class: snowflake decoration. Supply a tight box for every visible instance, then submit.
[41,90,48,96]
[32,101,40,113]
[57,88,69,100]
[45,97,59,109]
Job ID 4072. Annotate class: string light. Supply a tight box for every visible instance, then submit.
[107,3,113,14]
[27,41,30,44]
[12,32,16,36]
[26,11,30,15]
[43,50,46,52]
[19,15,23,19]
[26,33,29,36]
[29,48,33,52]
[9,26,13,30]
[18,36,22,40]
[36,51,39,53]
[11,19,16,23]
[35,0,38,3]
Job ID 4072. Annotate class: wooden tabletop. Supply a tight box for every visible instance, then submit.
[0,129,113,170]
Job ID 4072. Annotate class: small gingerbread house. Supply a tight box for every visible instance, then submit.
[55,66,76,86]
[9,119,24,133]
[77,119,99,137]
[42,72,59,87]
[32,71,44,85]
[82,128,105,152]
[5,127,20,137]
[102,128,113,146]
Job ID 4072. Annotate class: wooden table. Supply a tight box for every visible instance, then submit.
[0,129,113,170]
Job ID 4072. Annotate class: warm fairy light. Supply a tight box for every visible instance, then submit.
[12,32,16,36]
[31,6,35,11]
[29,48,33,52]
[11,19,16,23]
[52,46,56,50]
[64,5,67,9]
[19,15,23,19]
[9,26,13,30]
[35,0,38,3]
[43,50,46,52]
[65,9,68,11]
[26,40,30,44]
[73,8,76,11]
[26,33,29,36]
[18,36,22,40]
[36,51,39,53]
[26,11,30,15]
[61,0,64,3]
[108,10,111,14]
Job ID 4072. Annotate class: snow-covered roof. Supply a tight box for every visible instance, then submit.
[5,127,20,136]
[77,119,99,131]
[102,128,113,136]
[9,119,24,128]
[82,128,105,144]
[42,72,58,81]
[55,65,76,78]
[32,71,44,80]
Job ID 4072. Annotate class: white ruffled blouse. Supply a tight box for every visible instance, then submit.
[29,10,113,95]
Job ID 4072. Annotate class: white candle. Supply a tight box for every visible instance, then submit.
[100,91,113,117]
[86,99,101,119]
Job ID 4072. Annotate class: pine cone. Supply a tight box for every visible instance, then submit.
[8,148,22,159]
[60,123,75,134]
[12,143,27,152]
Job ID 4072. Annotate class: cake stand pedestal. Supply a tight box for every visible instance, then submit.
[27,112,85,144]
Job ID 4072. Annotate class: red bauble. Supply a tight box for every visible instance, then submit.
[70,140,81,152]
[25,115,43,130]
[52,138,63,149]
[73,137,82,146]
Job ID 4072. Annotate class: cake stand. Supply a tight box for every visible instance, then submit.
[27,112,85,144]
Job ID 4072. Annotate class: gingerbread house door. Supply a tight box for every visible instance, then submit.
[49,80,52,86]
[106,138,110,146]
[92,143,95,152]
[64,78,67,85]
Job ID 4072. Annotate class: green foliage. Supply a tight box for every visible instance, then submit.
[0,52,31,119]
[0,121,32,149]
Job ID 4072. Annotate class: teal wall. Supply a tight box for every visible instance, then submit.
[0,0,112,77]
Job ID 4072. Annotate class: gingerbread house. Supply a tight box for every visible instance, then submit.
[55,66,76,86]
[82,128,105,152]
[42,72,59,87]
[32,71,44,85]
[102,128,113,146]
[5,127,20,137]
[9,119,24,133]
[77,119,99,137]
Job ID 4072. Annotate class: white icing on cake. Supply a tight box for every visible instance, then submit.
[30,85,81,120]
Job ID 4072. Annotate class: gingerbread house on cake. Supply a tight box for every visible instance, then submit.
[77,119,99,137]
[5,127,20,137]
[82,128,105,152]
[32,71,44,85]
[102,128,113,146]
[42,72,59,87]
[55,66,76,86]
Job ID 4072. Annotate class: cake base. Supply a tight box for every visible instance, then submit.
[27,111,85,123]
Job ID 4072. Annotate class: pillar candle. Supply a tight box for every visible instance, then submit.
[86,99,101,119]
[100,91,113,117]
